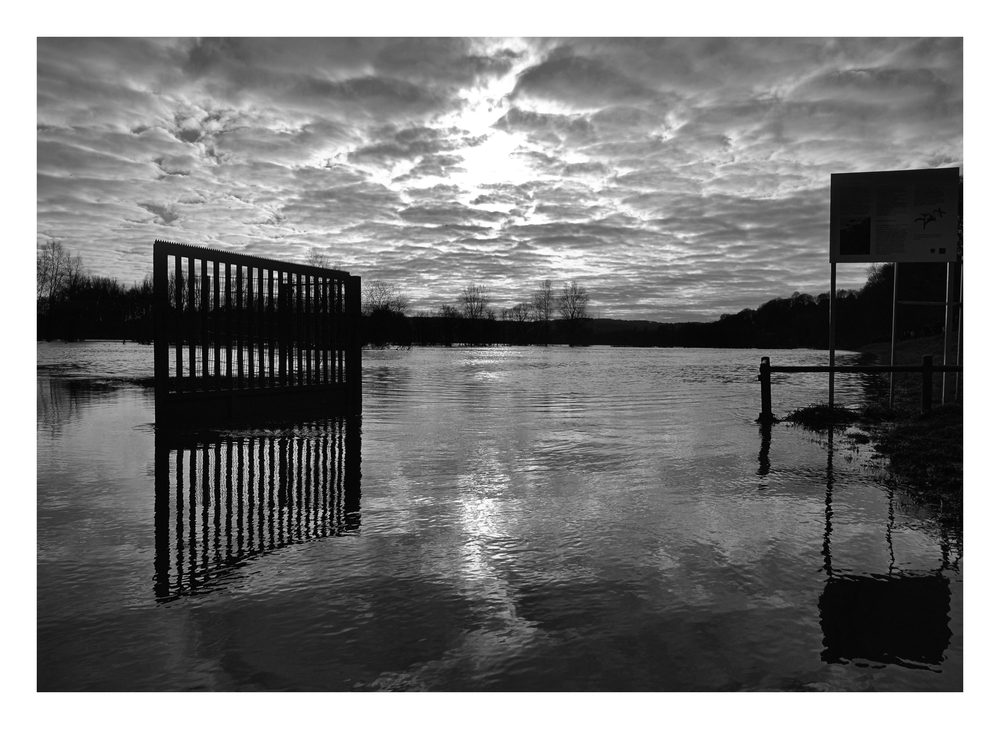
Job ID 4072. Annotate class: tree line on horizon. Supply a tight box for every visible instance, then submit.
[361,278,592,347]
[37,239,155,342]
[37,239,958,351]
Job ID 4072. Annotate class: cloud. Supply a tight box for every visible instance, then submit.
[512,49,658,110]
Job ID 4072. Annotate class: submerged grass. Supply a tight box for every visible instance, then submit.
[784,404,861,429]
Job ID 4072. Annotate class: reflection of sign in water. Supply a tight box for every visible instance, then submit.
[830,167,960,263]
[813,430,957,670]
[153,417,361,601]
[819,573,952,668]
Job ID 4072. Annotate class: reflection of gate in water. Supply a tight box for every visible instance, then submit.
[153,417,361,602]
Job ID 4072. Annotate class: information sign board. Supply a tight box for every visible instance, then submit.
[830,167,960,263]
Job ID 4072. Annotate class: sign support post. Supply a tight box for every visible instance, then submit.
[955,262,963,401]
[941,261,953,404]
[889,263,899,410]
[829,263,836,408]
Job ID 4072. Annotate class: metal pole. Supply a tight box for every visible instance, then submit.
[889,263,899,411]
[955,260,963,401]
[942,261,953,404]
[829,263,836,408]
[921,354,933,416]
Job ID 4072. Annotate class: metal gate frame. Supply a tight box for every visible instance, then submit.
[153,240,361,424]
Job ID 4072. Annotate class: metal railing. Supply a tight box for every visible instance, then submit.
[757,355,962,422]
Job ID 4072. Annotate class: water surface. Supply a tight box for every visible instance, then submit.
[37,342,962,691]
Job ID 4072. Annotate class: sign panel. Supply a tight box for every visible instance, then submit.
[830,167,960,263]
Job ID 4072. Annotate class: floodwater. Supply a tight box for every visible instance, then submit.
[37,342,962,691]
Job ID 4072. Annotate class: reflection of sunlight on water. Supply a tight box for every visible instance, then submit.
[372,521,546,688]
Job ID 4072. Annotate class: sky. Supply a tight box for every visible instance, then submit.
[36,35,963,322]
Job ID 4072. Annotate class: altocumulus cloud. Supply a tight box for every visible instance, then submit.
[36,37,962,321]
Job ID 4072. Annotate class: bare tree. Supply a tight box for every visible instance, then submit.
[559,280,590,321]
[363,279,409,316]
[37,239,84,308]
[558,280,591,346]
[305,248,344,270]
[460,284,491,320]
[532,279,555,323]
[511,302,533,323]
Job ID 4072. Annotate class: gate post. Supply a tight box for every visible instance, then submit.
[347,275,362,414]
[757,356,773,423]
[153,241,169,420]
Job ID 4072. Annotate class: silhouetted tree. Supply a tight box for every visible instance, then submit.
[37,239,86,339]
[558,280,590,345]
[363,279,409,316]
[305,248,345,270]
[460,284,490,320]
[362,279,410,347]
[532,279,555,345]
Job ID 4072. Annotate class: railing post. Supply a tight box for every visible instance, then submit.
[758,356,773,423]
[921,354,933,416]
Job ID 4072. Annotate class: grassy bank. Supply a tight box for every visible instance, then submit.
[861,335,962,508]
[788,334,962,503]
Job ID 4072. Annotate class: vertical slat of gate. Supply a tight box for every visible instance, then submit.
[331,280,339,384]
[268,269,275,387]
[296,273,304,386]
[257,266,264,387]
[247,266,255,387]
[337,280,344,384]
[236,264,244,389]
[331,280,338,385]
[330,278,340,384]
[201,258,209,386]
[285,271,292,387]
[314,276,321,383]
[288,272,295,386]
[213,261,221,390]
[188,256,195,385]
[316,277,323,385]
[302,274,312,385]
[174,254,183,389]
[316,277,323,384]
[309,274,319,385]
[278,273,286,386]
[226,263,233,384]
[322,277,330,385]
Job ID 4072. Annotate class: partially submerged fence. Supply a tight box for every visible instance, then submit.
[757,355,962,422]
[154,240,361,423]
